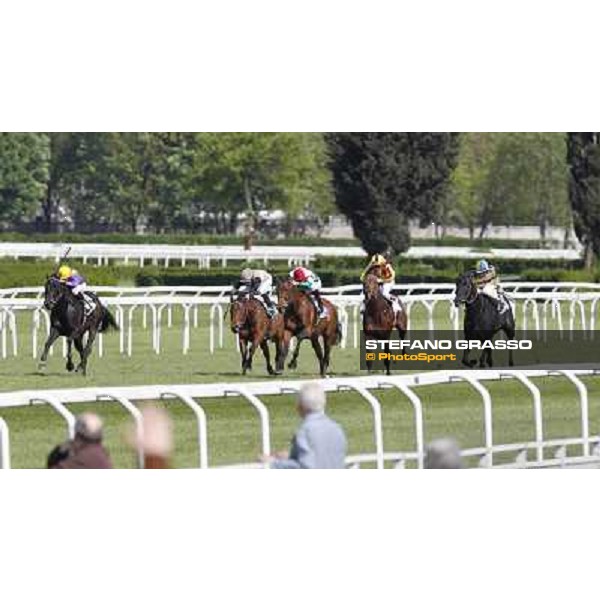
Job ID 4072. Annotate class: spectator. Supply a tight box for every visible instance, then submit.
[48,413,112,469]
[126,404,173,469]
[264,382,347,469]
[424,438,464,469]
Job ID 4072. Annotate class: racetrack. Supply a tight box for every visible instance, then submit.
[1,303,599,468]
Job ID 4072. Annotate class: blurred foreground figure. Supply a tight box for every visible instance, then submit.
[264,382,347,469]
[424,438,464,469]
[128,404,173,469]
[48,413,112,469]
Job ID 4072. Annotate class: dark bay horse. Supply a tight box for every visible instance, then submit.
[454,272,516,368]
[40,277,118,376]
[363,273,408,375]
[276,279,342,377]
[230,294,283,375]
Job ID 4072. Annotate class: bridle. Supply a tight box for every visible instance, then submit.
[456,275,478,306]
[44,277,67,310]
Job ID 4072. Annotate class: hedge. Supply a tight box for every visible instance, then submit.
[0,231,570,249]
[0,232,359,247]
[0,258,597,289]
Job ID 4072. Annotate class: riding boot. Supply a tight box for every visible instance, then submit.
[313,291,326,319]
[82,294,95,317]
[261,293,277,318]
[497,294,509,314]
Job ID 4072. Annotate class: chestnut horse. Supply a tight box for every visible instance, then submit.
[363,272,408,375]
[230,294,283,375]
[276,278,342,377]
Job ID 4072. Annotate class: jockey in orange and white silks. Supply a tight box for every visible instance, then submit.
[234,267,277,317]
[473,259,509,313]
[289,266,326,318]
[360,253,401,314]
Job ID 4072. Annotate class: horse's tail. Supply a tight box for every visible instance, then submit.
[100,307,119,332]
[335,319,343,346]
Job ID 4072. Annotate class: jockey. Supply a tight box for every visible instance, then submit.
[56,264,96,316]
[360,253,401,314]
[473,259,508,313]
[289,266,326,319]
[234,267,277,317]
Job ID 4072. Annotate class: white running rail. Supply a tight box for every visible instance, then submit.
[2,284,600,359]
[0,242,582,266]
[0,370,599,469]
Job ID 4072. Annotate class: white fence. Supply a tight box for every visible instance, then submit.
[1,283,600,359]
[1,370,599,469]
[0,242,582,267]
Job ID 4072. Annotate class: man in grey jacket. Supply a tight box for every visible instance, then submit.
[266,382,347,469]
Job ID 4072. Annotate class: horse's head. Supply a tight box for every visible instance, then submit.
[363,273,380,300]
[276,277,295,311]
[44,276,65,310]
[454,271,477,307]
[230,295,248,333]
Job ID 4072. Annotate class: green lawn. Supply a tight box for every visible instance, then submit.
[0,303,598,468]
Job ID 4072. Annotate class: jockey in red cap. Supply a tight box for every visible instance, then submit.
[289,266,326,319]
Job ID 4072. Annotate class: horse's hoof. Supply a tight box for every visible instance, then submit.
[66,363,74,372]
[37,362,47,372]
[288,362,297,370]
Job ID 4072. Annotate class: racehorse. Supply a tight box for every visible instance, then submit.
[362,272,408,375]
[40,276,118,376]
[454,271,516,368]
[230,293,283,375]
[276,278,342,377]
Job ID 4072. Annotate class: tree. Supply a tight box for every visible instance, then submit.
[326,133,460,255]
[0,133,49,227]
[566,133,600,268]
[451,133,569,239]
[192,133,333,234]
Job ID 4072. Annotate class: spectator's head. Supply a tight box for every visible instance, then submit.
[424,438,463,469]
[74,413,104,444]
[297,382,326,417]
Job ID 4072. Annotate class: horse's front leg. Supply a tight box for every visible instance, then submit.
[478,349,487,368]
[310,335,327,377]
[287,337,303,370]
[276,330,292,373]
[38,327,60,371]
[245,337,260,372]
[76,329,96,376]
[462,348,473,368]
[65,338,75,372]
[239,337,249,374]
[260,340,276,375]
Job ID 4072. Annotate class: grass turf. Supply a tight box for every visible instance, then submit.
[0,303,597,468]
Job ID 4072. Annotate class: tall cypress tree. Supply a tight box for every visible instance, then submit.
[326,132,459,255]
[566,133,600,268]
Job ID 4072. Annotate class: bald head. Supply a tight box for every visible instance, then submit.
[298,382,327,415]
[424,438,463,469]
[74,413,104,443]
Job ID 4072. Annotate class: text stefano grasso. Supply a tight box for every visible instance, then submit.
[364,339,533,351]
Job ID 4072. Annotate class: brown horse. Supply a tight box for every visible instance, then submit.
[276,278,342,377]
[363,272,408,375]
[230,294,283,375]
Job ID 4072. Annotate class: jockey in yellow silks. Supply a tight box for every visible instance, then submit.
[360,253,401,315]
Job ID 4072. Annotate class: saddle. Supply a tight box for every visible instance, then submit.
[240,291,277,319]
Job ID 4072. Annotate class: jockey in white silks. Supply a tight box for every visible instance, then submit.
[234,267,277,318]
